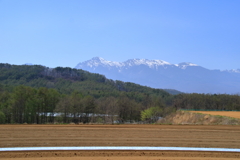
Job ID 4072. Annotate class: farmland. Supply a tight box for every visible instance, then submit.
[1,125,240,159]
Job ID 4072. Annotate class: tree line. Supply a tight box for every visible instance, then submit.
[173,93,240,111]
[1,85,240,124]
[0,85,173,124]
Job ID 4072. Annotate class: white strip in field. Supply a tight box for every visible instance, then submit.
[0,147,240,152]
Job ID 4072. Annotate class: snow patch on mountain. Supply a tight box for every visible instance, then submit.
[227,69,240,73]
[124,59,172,70]
[175,62,198,69]
[75,57,123,71]
[85,57,123,67]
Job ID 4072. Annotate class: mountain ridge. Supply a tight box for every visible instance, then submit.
[75,57,240,94]
[75,57,199,70]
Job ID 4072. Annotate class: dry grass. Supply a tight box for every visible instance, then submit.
[190,111,240,119]
[158,110,240,125]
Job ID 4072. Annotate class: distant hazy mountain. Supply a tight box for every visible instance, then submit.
[75,57,240,94]
[24,63,33,65]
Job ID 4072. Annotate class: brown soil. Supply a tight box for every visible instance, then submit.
[190,111,240,119]
[1,125,240,159]
[1,150,240,160]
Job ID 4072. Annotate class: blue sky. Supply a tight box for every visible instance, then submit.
[0,0,240,70]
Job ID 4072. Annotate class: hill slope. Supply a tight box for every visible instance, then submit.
[0,63,170,97]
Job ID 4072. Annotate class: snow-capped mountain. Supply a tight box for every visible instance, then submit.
[75,57,240,94]
[80,57,124,68]
[75,57,197,70]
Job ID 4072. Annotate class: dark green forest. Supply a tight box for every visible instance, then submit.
[0,63,239,124]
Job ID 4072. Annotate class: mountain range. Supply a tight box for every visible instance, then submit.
[75,57,240,94]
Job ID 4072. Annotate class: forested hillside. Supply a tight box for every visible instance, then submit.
[0,63,174,124]
[0,63,240,124]
[0,63,170,95]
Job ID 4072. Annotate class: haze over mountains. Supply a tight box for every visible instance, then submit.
[75,57,240,94]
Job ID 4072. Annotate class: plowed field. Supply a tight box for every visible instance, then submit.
[1,125,240,160]
[190,111,240,119]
